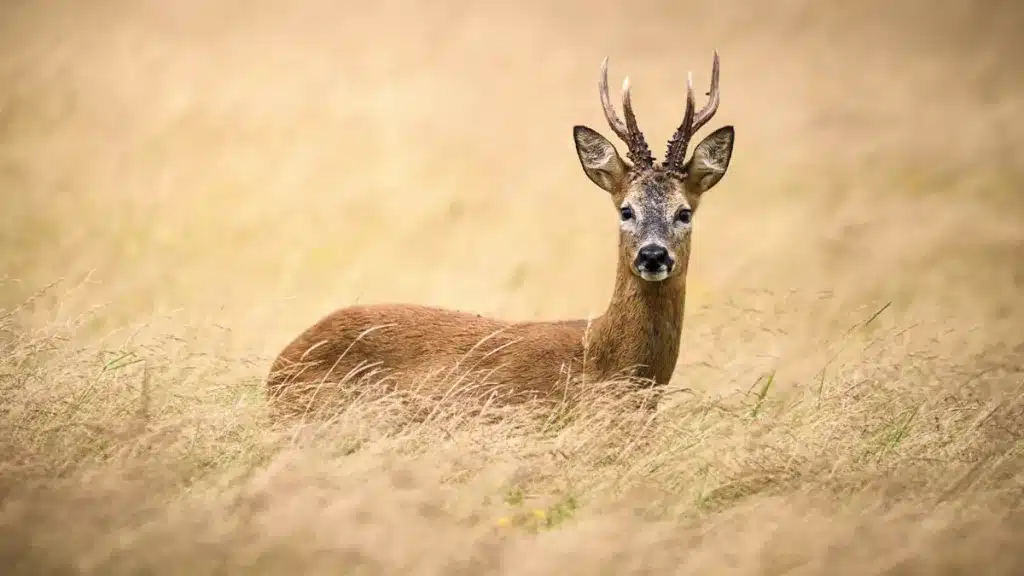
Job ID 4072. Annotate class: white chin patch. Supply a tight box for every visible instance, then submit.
[638,269,670,282]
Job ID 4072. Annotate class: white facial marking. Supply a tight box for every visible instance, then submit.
[639,269,670,282]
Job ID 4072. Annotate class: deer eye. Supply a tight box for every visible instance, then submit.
[675,208,692,225]
[619,205,635,221]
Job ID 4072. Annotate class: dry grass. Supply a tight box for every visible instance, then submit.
[2,0,1023,574]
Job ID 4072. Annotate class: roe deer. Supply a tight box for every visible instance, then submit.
[267,53,735,418]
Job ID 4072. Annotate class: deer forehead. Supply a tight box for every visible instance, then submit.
[622,171,689,215]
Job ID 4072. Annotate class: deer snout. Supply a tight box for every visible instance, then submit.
[634,244,675,280]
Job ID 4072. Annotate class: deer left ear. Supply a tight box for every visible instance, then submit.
[685,126,735,194]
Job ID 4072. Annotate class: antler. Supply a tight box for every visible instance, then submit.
[663,51,721,172]
[599,57,655,168]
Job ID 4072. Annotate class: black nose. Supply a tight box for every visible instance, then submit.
[635,244,673,271]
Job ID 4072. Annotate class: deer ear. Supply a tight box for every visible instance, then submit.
[685,126,735,194]
[573,125,626,194]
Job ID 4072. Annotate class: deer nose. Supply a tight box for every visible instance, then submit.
[635,244,674,272]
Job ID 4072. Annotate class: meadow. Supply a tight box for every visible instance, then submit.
[1,0,1022,573]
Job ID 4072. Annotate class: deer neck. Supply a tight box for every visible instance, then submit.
[587,254,688,386]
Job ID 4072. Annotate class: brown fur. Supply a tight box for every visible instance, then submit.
[266,56,735,419]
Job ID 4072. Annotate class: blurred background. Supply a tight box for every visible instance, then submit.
[2,0,1022,391]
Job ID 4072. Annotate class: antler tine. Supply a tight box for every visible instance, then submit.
[663,51,722,172]
[598,57,630,142]
[621,76,655,167]
[598,57,654,168]
[691,51,721,134]
[663,71,697,171]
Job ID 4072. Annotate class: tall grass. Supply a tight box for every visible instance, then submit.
[1,280,1020,574]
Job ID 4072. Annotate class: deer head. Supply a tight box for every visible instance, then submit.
[573,52,735,282]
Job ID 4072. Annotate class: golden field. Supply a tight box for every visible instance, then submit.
[1,0,1022,573]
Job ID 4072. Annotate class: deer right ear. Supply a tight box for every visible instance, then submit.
[573,125,626,194]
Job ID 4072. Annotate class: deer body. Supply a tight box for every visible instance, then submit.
[267,54,735,417]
